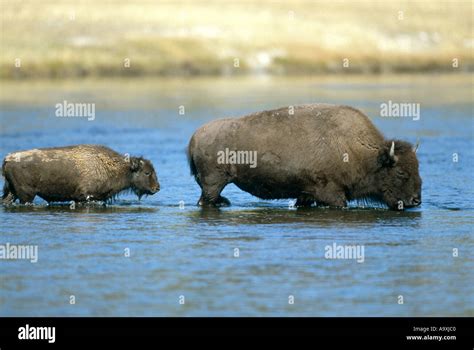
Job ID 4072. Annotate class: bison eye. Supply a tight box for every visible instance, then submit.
[144,171,151,176]
[396,170,407,178]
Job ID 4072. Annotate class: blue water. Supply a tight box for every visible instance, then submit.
[0,75,473,316]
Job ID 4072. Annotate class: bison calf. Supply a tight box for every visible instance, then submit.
[2,145,160,204]
[188,104,422,210]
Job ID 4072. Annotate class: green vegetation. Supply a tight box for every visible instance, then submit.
[1,0,472,79]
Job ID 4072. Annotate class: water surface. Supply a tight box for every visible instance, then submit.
[0,75,472,316]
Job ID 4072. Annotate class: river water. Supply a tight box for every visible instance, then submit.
[0,74,472,316]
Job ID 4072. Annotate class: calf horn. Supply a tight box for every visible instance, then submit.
[389,141,395,157]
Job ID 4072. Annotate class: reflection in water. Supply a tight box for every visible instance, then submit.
[3,200,422,228]
[187,206,422,228]
[2,204,157,215]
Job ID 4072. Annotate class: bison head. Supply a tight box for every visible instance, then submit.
[130,157,160,199]
[377,140,422,210]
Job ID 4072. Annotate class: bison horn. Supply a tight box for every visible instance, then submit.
[389,141,395,158]
[413,139,420,153]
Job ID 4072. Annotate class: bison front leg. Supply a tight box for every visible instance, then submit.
[295,196,316,207]
[312,183,347,208]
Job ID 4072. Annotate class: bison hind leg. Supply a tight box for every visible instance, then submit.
[2,181,16,205]
[17,193,35,205]
[15,186,36,205]
[196,173,230,207]
[198,194,230,207]
[2,178,35,205]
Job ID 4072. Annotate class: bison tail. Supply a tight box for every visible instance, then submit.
[2,178,14,204]
[187,134,203,188]
[2,160,14,204]
[2,180,10,199]
[1,159,7,199]
[1,158,6,178]
[187,137,198,177]
[189,155,197,178]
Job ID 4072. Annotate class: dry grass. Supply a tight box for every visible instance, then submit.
[0,0,472,79]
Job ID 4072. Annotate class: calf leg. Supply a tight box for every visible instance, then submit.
[17,191,36,205]
[2,180,16,204]
[10,182,36,204]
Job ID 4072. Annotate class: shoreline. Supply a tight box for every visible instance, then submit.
[1,68,472,81]
[2,1,471,80]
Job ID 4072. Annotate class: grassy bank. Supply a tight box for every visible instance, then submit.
[1,0,472,79]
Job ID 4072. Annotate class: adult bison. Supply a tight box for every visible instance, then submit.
[187,104,421,210]
[2,144,160,204]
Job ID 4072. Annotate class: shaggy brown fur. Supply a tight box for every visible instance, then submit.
[2,145,160,204]
[188,104,422,210]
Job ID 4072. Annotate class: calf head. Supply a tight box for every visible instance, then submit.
[130,157,160,199]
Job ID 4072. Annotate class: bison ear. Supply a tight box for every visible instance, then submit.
[378,141,398,167]
[130,157,141,172]
[130,158,145,172]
